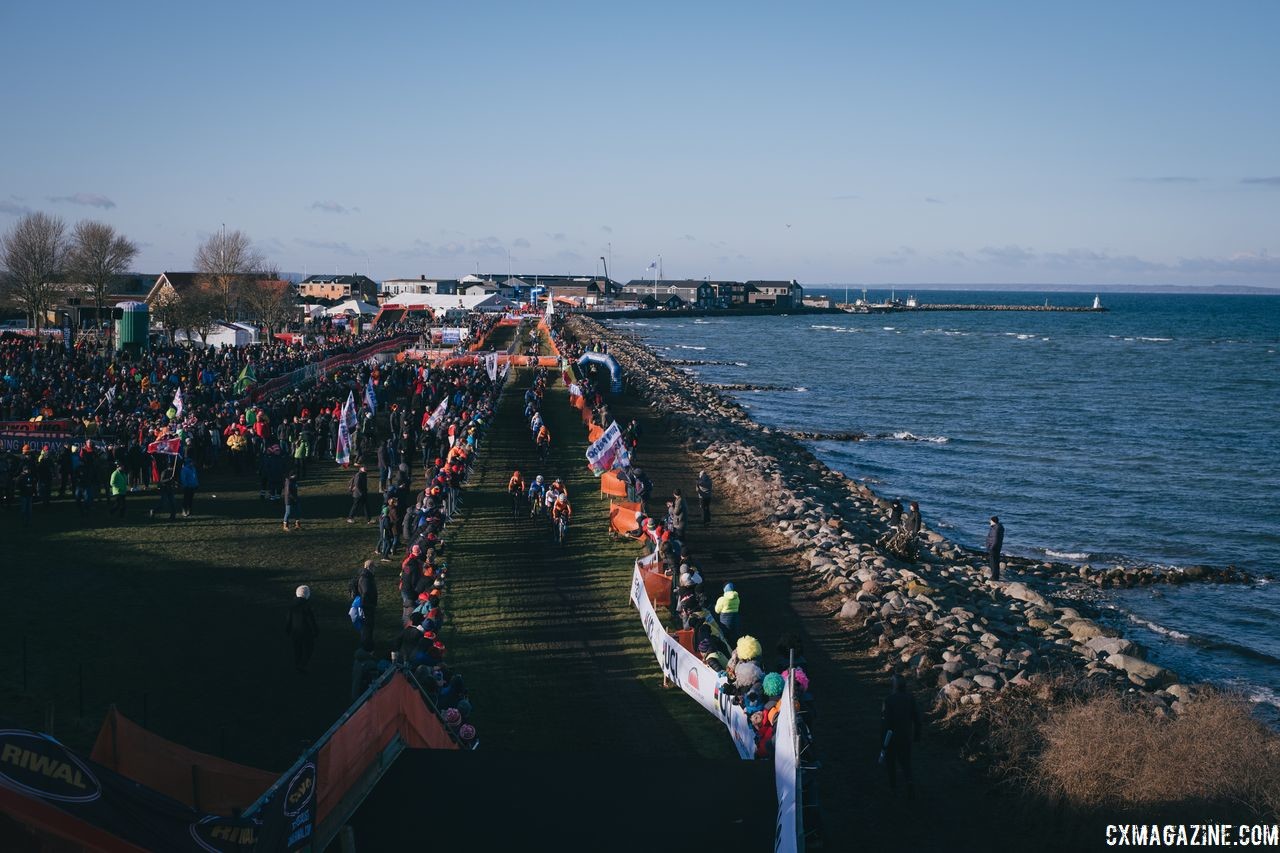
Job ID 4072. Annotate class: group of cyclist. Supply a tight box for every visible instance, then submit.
[509,367,572,544]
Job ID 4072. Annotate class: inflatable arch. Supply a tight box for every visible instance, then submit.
[577,352,624,393]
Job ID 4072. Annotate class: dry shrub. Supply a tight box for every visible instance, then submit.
[1036,691,1280,817]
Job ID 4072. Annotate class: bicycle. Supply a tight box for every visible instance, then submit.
[554,515,569,546]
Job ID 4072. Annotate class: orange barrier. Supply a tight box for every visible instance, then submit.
[315,672,458,827]
[600,469,628,498]
[91,706,275,816]
[609,500,643,535]
[587,424,604,443]
[570,394,584,410]
[539,320,561,357]
[581,405,594,427]
[673,628,696,654]
[641,567,672,607]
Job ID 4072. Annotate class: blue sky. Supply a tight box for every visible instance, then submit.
[2,1,1277,287]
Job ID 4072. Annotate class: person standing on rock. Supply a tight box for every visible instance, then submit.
[696,470,713,525]
[880,674,922,797]
[985,516,1005,581]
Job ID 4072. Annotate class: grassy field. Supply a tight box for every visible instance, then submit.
[0,457,406,770]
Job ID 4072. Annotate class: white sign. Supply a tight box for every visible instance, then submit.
[774,674,800,853]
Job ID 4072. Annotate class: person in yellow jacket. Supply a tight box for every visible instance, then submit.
[714,582,740,639]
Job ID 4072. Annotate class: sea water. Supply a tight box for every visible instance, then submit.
[609,291,1280,713]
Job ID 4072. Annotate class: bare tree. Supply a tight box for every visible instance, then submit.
[66,220,138,349]
[241,276,298,338]
[0,212,67,330]
[193,228,265,321]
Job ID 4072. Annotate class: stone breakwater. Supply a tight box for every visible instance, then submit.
[567,316,1244,717]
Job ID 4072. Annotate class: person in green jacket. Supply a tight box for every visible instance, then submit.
[293,435,310,477]
[108,462,129,519]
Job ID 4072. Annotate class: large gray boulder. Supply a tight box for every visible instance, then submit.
[1105,653,1176,689]
[1002,582,1051,609]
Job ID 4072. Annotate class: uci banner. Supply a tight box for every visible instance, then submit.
[629,568,755,759]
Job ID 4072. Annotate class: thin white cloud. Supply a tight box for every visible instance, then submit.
[1241,176,1280,186]
[0,199,31,216]
[48,192,115,209]
[311,201,359,214]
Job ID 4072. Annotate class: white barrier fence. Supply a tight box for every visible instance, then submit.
[628,561,802,851]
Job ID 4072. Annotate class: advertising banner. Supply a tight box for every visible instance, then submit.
[0,420,80,452]
[0,728,263,852]
[629,568,756,759]
[774,676,800,853]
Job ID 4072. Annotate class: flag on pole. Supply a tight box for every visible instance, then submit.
[646,261,657,270]
[234,363,257,395]
[425,396,448,430]
[364,375,377,414]
[172,386,184,419]
[104,385,117,406]
[342,391,359,432]
[335,419,351,465]
[147,436,183,456]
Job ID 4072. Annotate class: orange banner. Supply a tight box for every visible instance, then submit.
[642,567,672,607]
[600,469,627,497]
[315,673,458,826]
[609,500,643,535]
[91,706,275,817]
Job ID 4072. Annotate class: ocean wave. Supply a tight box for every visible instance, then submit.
[1045,549,1092,561]
[864,431,950,444]
[733,361,749,367]
[1137,337,1173,342]
[1125,613,1191,640]
[794,386,809,392]
[882,326,896,331]
[675,344,707,351]
[1236,683,1280,710]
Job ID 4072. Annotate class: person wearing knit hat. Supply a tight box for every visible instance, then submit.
[286,585,319,674]
[762,672,785,699]
[714,582,741,640]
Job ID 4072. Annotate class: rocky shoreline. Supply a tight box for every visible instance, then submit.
[564,315,1251,718]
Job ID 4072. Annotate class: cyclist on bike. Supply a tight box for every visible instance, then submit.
[543,478,564,513]
[527,475,546,518]
[508,470,525,517]
[535,424,551,459]
[551,494,573,544]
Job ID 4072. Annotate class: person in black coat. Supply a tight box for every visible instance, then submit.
[347,465,371,523]
[985,516,1005,581]
[880,674,923,795]
[353,559,378,651]
[286,585,320,673]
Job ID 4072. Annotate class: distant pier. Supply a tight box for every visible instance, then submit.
[837,300,1107,314]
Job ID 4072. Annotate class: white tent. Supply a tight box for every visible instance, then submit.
[324,299,379,317]
[174,322,254,348]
